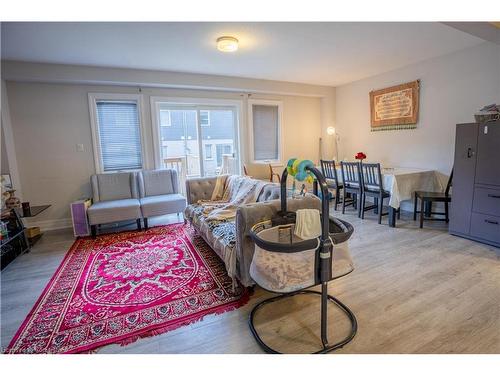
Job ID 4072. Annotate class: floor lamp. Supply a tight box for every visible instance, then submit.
[326,126,339,161]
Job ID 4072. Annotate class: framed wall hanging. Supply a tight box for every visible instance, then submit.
[370,80,420,131]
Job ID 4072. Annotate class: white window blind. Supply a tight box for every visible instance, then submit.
[252,104,279,161]
[96,101,143,172]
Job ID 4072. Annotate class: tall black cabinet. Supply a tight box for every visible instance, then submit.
[449,121,500,247]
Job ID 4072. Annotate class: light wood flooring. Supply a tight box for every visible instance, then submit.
[1,208,499,353]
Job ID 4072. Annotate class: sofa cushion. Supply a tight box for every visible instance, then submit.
[87,198,141,225]
[184,204,236,262]
[92,173,137,202]
[257,184,280,202]
[186,175,227,204]
[184,204,198,222]
[139,169,178,197]
[140,194,186,218]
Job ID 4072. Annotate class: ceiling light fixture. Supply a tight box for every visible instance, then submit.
[217,36,239,52]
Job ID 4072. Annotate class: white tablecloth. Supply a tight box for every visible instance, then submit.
[330,167,444,209]
[382,168,444,209]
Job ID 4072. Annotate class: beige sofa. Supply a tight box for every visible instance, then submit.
[184,175,321,287]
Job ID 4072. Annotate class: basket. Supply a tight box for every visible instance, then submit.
[250,216,354,293]
[474,112,500,123]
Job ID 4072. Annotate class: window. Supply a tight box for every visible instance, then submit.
[159,110,171,127]
[89,94,145,173]
[150,96,242,177]
[205,144,213,160]
[216,144,232,167]
[200,110,210,126]
[249,100,282,162]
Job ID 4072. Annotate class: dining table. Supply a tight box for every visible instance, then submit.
[317,166,445,227]
[379,167,444,227]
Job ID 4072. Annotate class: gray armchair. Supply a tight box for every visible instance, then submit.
[87,172,142,236]
[138,169,186,228]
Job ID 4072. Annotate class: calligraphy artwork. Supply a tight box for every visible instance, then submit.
[370,80,420,131]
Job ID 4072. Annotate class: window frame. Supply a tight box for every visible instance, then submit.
[149,96,242,175]
[200,110,210,127]
[247,99,283,164]
[88,93,148,174]
[159,109,171,127]
[204,143,213,160]
[216,143,233,168]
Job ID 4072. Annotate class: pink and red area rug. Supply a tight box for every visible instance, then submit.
[6,224,249,354]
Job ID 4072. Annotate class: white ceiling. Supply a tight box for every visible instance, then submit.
[1,22,485,86]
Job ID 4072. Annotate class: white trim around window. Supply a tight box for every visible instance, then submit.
[88,93,149,174]
[149,96,243,172]
[247,99,283,164]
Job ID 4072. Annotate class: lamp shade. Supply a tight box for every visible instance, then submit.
[326,126,336,136]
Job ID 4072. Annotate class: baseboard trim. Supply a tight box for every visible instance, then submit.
[24,218,73,232]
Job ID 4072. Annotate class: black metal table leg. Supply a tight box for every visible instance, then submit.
[389,206,397,227]
[424,201,432,217]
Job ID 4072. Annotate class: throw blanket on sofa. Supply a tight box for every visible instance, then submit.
[201,175,269,221]
[194,175,272,286]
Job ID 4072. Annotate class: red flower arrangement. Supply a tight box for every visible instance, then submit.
[355,152,367,160]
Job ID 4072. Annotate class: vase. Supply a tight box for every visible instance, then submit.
[5,190,21,209]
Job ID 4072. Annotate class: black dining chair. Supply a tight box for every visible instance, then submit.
[320,159,343,211]
[359,163,393,224]
[413,170,453,228]
[340,161,362,217]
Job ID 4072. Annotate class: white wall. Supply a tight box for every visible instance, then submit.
[1,125,9,174]
[2,60,334,98]
[4,80,324,229]
[1,80,23,200]
[335,42,500,175]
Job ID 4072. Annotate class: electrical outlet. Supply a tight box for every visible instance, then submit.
[76,144,85,152]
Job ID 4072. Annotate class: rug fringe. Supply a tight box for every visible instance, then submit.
[113,293,250,349]
[77,293,250,354]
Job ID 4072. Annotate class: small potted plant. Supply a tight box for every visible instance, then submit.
[354,152,367,161]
